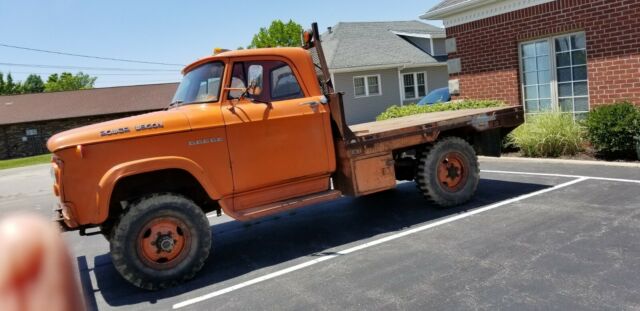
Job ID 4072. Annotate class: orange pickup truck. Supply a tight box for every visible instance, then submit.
[48,23,523,290]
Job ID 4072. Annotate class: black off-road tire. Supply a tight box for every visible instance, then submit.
[110,193,211,290]
[416,137,479,207]
[100,219,115,241]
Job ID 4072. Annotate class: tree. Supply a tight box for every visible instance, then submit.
[248,19,303,49]
[22,74,45,93]
[5,73,20,94]
[0,73,22,95]
[44,72,97,92]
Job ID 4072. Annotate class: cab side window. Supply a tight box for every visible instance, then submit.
[227,60,304,101]
[270,64,303,100]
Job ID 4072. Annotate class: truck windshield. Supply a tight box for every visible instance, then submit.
[171,62,224,106]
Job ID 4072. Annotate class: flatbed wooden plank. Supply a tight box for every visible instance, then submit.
[349,107,510,137]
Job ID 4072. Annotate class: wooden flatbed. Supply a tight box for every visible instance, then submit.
[350,106,522,137]
[333,105,524,197]
[344,105,523,152]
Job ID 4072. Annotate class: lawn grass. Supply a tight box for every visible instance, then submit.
[0,154,52,170]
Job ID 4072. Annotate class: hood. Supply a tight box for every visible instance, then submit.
[47,109,191,152]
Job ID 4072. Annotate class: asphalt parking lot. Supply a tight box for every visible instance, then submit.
[0,158,639,310]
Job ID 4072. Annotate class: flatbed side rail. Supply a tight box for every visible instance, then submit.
[346,106,524,151]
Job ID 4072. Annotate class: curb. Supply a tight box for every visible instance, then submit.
[0,163,51,175]
[479,156,640,168]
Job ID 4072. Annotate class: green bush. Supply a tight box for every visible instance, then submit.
[584,101,640,159]
[507,113,584,157]
[375,100,505,121]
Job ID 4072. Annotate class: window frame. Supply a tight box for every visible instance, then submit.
[518,31,589,120]
[402,72,428,100]
[227,60,306,102]
[172,61,225,105]
[353,74,382,98]
[269,64,304,101]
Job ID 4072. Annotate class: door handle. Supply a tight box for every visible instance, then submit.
[299,101,319,107]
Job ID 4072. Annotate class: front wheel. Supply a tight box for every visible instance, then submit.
[110,194,211,290]
[416,137,479,207]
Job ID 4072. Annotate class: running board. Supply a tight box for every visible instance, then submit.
[237,190,342,220]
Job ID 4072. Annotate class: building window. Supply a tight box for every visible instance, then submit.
[520,32,589,120]
[353,75,381,98]
[402,72,426,100]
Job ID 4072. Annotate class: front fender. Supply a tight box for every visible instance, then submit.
[96,156,221,223]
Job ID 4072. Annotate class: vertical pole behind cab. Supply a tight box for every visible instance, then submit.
[311,22,334,94]
[308,22,355,141]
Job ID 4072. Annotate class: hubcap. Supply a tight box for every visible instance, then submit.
[437,152,468,191]
[138,217,190,269]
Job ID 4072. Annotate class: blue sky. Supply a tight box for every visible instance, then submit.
[0,0,442,87]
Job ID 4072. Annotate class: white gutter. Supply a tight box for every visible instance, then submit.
[330,63,446,74]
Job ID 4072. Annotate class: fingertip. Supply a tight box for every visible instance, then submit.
[0,214,50,288]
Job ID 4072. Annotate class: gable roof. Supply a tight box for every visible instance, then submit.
[0,83,178,125]
[320,21,446,71]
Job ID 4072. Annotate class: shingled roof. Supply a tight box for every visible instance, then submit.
[321,21,445,71]
[0,83,178,125]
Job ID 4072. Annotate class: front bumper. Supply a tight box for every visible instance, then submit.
[53,202,79,232]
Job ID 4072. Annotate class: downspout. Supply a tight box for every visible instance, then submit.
[430,38,435,56]
[397,65,406,106]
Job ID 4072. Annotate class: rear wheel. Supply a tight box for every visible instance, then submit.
[110,194,211,290]
[416,137,479,207]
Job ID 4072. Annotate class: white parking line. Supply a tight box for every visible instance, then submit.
[172,177,588,309]
[481,170,640,184]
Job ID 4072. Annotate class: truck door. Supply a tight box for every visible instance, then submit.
[221,59,333,194]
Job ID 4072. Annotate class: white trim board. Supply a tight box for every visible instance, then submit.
[391,31,446,39]
[422,0,555,28]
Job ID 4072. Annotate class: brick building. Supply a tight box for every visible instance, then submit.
[421,0,640,119]
[0,83,178,159]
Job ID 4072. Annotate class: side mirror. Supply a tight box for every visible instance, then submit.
[247,65,263,96]
[247,81,262,97]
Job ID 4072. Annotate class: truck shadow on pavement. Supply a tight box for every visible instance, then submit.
[85,178,548,307]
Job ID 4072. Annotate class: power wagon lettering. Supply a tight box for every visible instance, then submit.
[100,127,130,137]
[135,122,164,131]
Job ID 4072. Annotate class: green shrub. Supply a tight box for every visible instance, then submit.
[375,100,505,121]
[584,101,640,159]
[507,113,584,157]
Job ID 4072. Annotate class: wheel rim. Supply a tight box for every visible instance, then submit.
[137,217,191,270]
[437,152,468,192]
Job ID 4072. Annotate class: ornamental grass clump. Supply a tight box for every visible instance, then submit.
[507,113,584,157]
